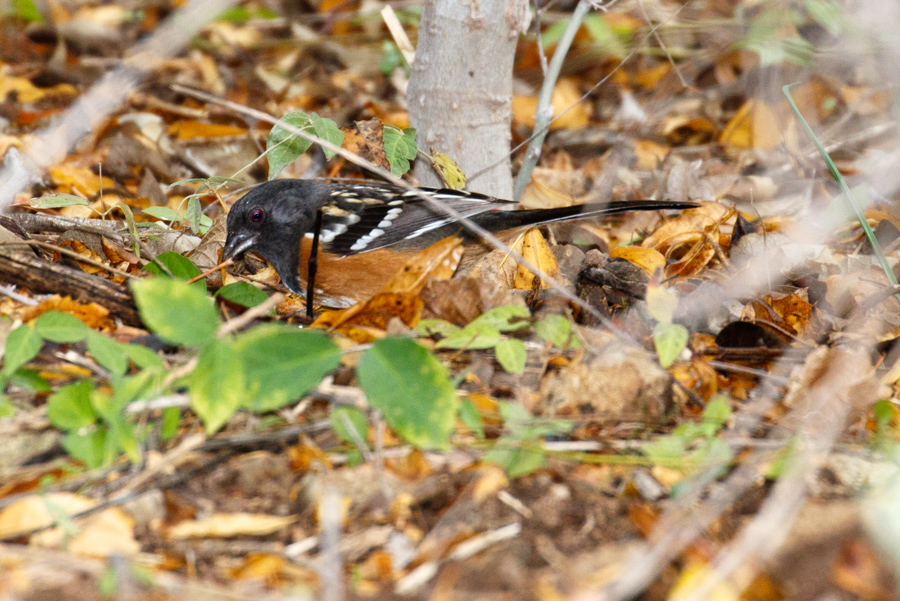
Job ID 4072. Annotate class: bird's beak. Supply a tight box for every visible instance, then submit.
[222,232,257,260]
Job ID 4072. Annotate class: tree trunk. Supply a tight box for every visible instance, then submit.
[407,0,530,200]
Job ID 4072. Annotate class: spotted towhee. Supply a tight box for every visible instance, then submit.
[222,179,697,313]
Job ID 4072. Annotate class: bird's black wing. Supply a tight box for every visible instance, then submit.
[320,185,512,256]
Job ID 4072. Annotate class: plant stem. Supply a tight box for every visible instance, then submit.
[514,0,592,200]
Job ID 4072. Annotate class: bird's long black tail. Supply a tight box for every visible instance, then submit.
[478,200,700,231]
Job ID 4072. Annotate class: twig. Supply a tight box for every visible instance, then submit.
[514,0,593,200]
[380,5,416,65]
[0,240,136,280]
[216,292,283,337]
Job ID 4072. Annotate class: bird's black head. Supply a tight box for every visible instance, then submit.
[223,180,327,295]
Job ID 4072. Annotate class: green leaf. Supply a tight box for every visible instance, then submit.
[583,13,628,58]
[535,314,579,349]
[267,111,315,179]
[160,406,181,440]
[142,206,182,222]
[311,113,344,160]
[436,322,502,350]
[458,399,484,438]
[358,338,458,449]
[131,277,220,347]
[8,369,50,393]
[215,282,270,308]
[383,126,417,176]
[185,197,202,234]
[701,395,732,429]
[234,325,341,412]
[89,389,123,425]
[495,338,526,374]
[86,331,128,376]
[414,319,461,338]
[113,201,141,257]
[379,40,407,75]
[107,415,140,464]
[805,0,843,35]
[189,339,244,433]
[34,312,88,343]
[498,401,571,438]
[28,194,89,209]
[110,369,157,408]
[471,305,531,333]
[330,407,368,445]
[642,435,686,467]
[123,344,164,370]
[653,322,688,368]
[63,429,108,469]
[3,324,43,376]
[688,437,733,474]
[168,176,246,189]
[216,5,278,23]
[483,440,546,478]
[47,380,97,430]
[143,252,204,290]
[0,395,15,418]
[11,0,43,22]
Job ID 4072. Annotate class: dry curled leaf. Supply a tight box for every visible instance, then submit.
[514,228,559,290]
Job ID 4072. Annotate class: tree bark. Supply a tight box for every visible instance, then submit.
[407,0,530,200]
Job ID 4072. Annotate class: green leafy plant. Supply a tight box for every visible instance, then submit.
[418,306,580,375]
[330,406,369,466]
[646,284,688,369]
[215,5,278,23]
[382,125,417,176]
[734,1,845,67]
[483,402,573,477]
[1,313,167,468]
[641,395,734,479]
[267,111,344,179]
[215,282,270,308]
[379,41,410,76]
[28,195,143,255]
[7,0,43,22]
[160,176,246,235]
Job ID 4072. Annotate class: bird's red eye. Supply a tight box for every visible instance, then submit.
[249,209,265,223]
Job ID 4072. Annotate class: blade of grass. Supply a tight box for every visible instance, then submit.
[783,82,900,298]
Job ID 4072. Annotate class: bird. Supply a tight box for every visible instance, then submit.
[222,179,697,312]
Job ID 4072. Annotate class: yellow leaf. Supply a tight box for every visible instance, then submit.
[514,228,560,289]
[430,149,467,190]
[0,74,77,104]
[720,98,780,150]
[49,165,115,197]
[610,245,666,275]
[645,283,679,324]
[512,78,590,130]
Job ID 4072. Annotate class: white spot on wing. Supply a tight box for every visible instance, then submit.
[405,218,453,239]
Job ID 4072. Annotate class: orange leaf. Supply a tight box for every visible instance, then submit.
[168,120,247,139]
[381,235,464,295]
[49,165,114,197]
[512,78,590,130]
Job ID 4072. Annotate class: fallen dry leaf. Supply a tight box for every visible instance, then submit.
[167,513,297,540]
[514,227,559,289]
